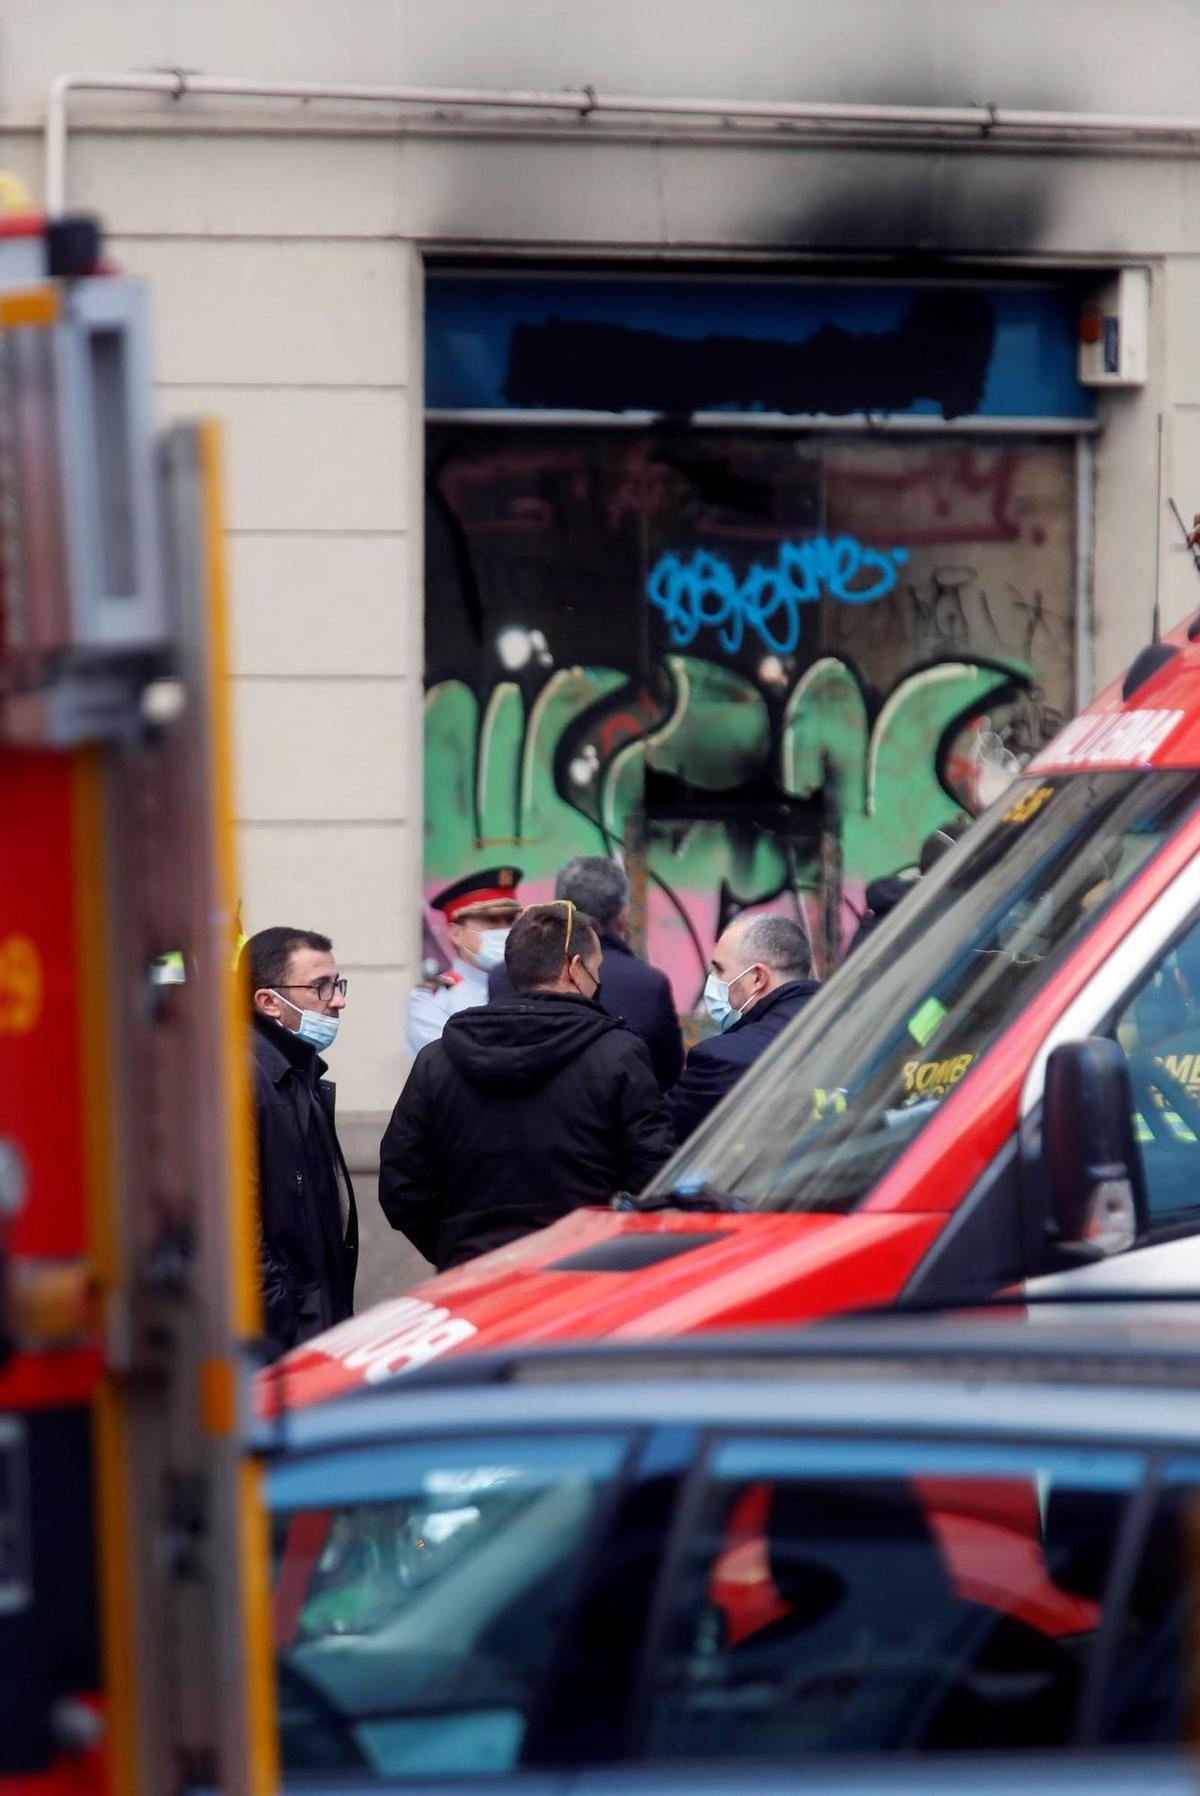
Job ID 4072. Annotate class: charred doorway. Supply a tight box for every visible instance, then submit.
[423,275,1094,1008]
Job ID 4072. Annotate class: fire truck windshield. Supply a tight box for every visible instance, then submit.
[655,769,1200,1216]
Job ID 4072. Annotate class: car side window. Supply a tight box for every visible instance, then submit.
[1110,920,1200,1224]
[1102,1461,1200,1746]
[269,1432,627,1779]
[639,1436,1142,1761]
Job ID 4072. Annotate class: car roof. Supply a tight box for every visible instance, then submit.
[261,1316,1200,1461]
[247,1758,1194,1796]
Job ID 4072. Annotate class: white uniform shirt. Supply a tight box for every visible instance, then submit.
[404,957,490,1058]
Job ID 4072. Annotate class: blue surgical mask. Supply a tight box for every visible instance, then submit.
[703,966,755,1033]
[473,929,510,971]
[273,991,340,1051]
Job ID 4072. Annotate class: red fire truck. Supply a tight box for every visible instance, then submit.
[0,205,274,1795]
[273,633,1200,1404]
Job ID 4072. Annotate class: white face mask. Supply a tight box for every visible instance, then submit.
[271,991,340,1051]
[471,928,510,971]
[703,965,756,1033]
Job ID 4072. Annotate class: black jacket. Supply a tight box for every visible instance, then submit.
[379,991,674,1271]
[489,930,684,1091]
[667,978,821,1145]
[845,873,919,956]
[251,1015,358,1357]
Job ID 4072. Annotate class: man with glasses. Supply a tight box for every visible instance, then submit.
[243,926,357,1357]
[380,901,672,1271]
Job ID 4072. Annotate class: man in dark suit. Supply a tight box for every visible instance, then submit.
[243,926,357,1358]
[668,914,820,1144]
[489,856,683,1091]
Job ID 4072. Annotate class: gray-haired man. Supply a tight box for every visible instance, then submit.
[669,913,820,1143]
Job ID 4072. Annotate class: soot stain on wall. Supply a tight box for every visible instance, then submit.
[503,290,997,420]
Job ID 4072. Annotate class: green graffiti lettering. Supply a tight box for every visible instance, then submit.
[423,649,1031,973]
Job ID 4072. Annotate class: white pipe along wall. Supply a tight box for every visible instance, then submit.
[45,68,1200,213]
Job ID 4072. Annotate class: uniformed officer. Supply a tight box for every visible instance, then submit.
[405,866,522,1057]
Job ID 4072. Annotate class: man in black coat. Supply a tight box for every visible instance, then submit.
[244,926,357,1357]
[489,856,683,1091]
[668,914,820,1145]
[381,902,674,1271]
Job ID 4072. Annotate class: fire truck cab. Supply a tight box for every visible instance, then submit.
[0,201,273,1796]
[275,624,1200,1403]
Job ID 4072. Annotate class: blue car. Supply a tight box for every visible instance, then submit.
[265,1321,1200,1791]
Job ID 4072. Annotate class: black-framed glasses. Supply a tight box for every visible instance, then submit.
[276,977,348,1003]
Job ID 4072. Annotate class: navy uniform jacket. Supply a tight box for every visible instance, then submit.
[667,978,821,1145]
[489,930,684,1092]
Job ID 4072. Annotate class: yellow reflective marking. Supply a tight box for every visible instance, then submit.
[1002,784,1054,825]
[0,286,59,328]
[901,1053,975,1099]
[199,420,278,1796]
[0,933,42,1032]
[0,172,34,212]
[1163,1109,1198,1144]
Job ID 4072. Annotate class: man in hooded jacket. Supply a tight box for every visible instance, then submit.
[489,856,683,1091]
[379,902,674,1271]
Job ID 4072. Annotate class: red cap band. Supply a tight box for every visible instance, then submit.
[443,887,521,921]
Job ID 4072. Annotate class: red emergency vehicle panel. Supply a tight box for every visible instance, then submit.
[265,1207,946,1409]
[0,751,87,1260]
[1032,620,1200,772]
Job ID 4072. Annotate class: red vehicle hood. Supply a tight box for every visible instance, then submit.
[263,1205,945,1411]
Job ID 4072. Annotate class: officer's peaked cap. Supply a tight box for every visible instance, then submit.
[431,866,523,921]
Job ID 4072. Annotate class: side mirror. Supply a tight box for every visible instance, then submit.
[1042,1037,1148,1262]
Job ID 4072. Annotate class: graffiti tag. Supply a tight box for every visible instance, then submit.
[647,538,910,654]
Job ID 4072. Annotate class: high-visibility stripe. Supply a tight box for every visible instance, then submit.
[238,1454,279,1796]
[199,1355,237,1437]
[0,285,58,328]
[199,422,259,1341]
[198,419,278,1796]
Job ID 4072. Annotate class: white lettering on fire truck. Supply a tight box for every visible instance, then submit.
[310,1295,478,1382]
[1035,707,1184,770]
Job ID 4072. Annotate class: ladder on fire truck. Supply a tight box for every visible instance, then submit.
[0,201,275,1794]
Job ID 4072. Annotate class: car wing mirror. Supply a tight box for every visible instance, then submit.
[1043,1037,1148,1263]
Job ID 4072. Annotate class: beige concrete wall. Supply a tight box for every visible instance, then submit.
[5,0,1200,1117]
[1160,260,1200,639]
[5,0,1200,119]
[97,150,426,1123]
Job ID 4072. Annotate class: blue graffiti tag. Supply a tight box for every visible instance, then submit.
[647,538,910,655]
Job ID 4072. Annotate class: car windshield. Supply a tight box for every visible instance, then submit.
[652,769,1200,1215]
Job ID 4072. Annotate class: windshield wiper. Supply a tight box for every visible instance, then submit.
[613,1183,750,1214]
